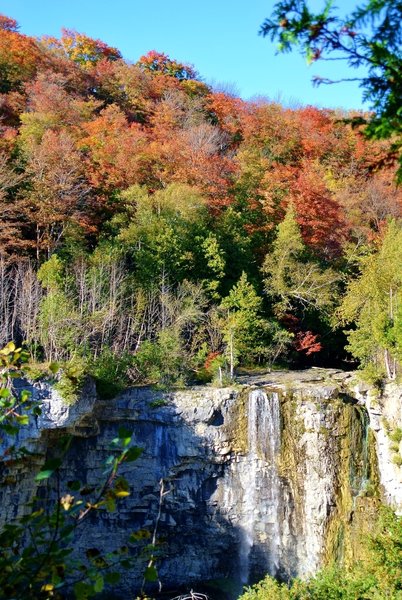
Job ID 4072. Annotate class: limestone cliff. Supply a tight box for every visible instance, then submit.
[354,379,402,511]
[0,369,401,598]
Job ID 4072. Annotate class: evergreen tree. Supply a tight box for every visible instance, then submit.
[220,272,280,373]
[263,204,338,318]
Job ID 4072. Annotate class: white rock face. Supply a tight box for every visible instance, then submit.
[3,378,98,454]
[294,397,339,576]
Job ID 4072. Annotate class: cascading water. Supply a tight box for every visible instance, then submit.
[214,383,380,590]
[350,406,370,500]
[238,389,281,584]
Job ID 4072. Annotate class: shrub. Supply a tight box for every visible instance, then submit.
[54,356,87,404]
[389,427,402,444]
[133,328,189,387]
[238,508,402,600]
[90,348,133,399]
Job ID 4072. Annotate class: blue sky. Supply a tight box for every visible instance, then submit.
[2,0,368,111]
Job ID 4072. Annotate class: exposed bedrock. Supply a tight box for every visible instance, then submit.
[1,369,401,598]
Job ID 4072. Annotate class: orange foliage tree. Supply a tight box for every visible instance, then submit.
[0,15,46,93]
[21,130,91,259]
[79,104,147,194]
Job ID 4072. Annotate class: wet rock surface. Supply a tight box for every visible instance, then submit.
[354,381,402,511]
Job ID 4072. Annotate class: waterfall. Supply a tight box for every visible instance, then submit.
[352,406,370,499]
[216,383,380,588]
[239,389,281,584]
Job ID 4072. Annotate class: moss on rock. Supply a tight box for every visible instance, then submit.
[323,405,381,568]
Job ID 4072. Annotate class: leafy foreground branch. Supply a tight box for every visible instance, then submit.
[261,0,402,178]
[0,342,154,600]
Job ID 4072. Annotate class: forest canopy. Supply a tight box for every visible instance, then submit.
[0,13,401,390]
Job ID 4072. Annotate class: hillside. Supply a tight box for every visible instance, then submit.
[0,14,402,390]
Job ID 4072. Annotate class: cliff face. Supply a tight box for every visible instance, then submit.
[1,369,401,598]
[354,380,402,510]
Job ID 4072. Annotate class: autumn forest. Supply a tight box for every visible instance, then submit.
[1,13,402,395]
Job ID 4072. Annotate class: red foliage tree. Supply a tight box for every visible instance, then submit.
[290,161,346,256]
[0,14,18,32]
[294,330,322,355]
[21,130,92,258]
[79,104,147,194]
[282,314,322,356]
[21,71,98,139]
[207,91,246,142]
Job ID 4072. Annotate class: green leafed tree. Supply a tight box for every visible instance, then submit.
[133,280,207,385]
[200,232,226,300]
[220,272,265,375]
[116,183,208,288]
[219,272,290,375]
[338,218,402,380]
[262,204,338,318]
[37,254,80,363]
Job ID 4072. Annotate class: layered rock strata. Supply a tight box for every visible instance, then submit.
[1,369,401,598]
